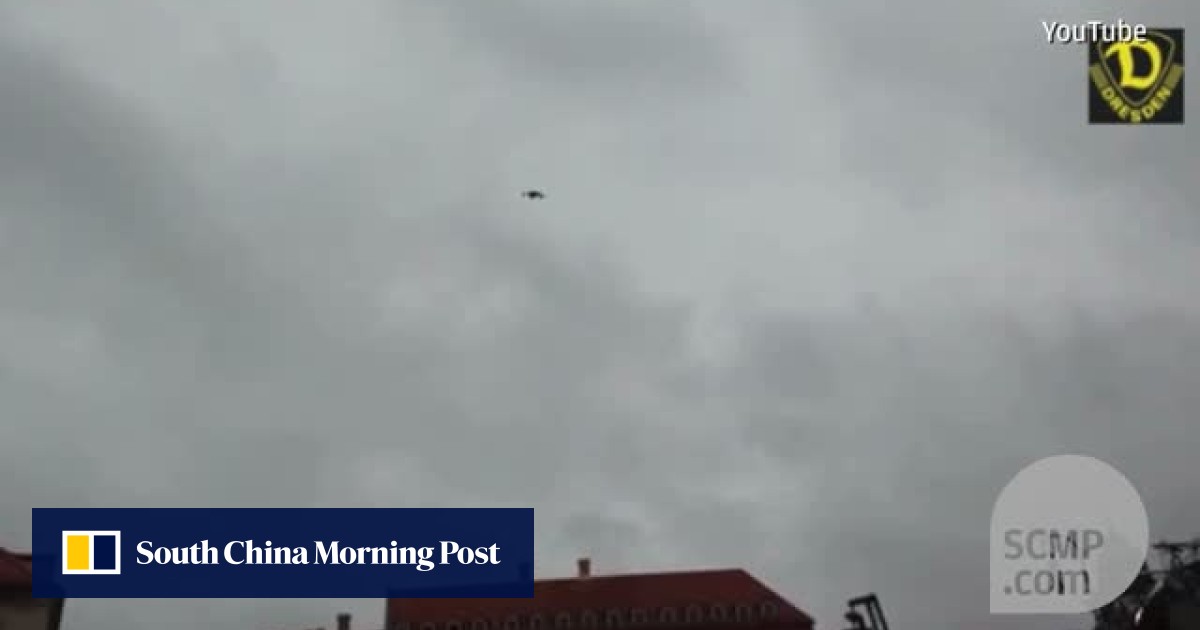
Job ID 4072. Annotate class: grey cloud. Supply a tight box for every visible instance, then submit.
[796,0,1199,188]
[426,0,732,101]
[2,2,1197,630]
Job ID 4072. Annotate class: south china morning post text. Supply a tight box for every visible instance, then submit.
[31,507,535,598]
[135,539,501,570]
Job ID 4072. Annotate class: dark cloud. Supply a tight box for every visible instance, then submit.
[1,2,1196,630]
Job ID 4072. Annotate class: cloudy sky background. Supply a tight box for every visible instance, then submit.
[1,1,1196,629]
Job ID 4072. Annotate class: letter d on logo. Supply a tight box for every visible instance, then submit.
[990,455,1148,614]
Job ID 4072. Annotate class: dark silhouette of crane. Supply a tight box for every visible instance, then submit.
[842,594,890,630]
[1094,539,1200,630]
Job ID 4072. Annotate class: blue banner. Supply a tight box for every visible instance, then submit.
[32,508,534,598]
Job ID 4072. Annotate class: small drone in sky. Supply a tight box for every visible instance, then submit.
[521,190,545,200]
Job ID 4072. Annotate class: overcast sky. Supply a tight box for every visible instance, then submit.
[1,1,1196,629]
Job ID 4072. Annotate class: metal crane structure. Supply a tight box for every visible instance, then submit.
[1093,539,1200,630]
[841,593,890,630]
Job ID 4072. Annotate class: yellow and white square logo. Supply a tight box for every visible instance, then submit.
[62,530,121,575]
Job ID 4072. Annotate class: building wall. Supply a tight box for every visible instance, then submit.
[393,601,794,630]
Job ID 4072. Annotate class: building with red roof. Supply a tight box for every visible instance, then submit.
[0,547,65,630]
[386,558,814,630]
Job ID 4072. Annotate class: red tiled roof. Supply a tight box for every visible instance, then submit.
[387,568,814,628]
[0,548,34,589]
